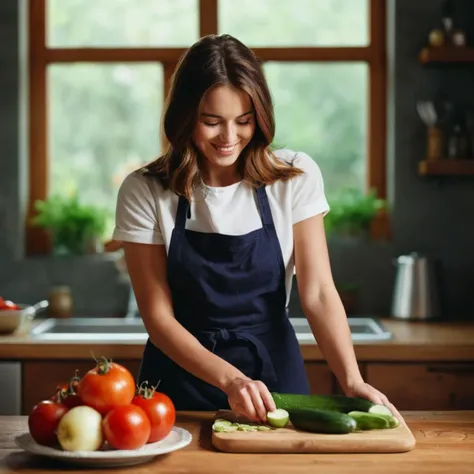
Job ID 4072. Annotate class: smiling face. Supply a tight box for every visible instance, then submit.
[192,84,256,185]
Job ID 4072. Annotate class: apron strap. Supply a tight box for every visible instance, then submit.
[255,186,273,226]
[255,186,285,274]
[175,196,189,231]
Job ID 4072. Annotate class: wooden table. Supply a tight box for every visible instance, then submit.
[1,411,473,473]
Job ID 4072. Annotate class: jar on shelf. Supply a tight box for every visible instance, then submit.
[48,286,73,318]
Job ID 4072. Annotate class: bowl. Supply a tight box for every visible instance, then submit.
[0,300,49,334]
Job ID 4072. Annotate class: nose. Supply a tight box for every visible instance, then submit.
[219,122,237,144]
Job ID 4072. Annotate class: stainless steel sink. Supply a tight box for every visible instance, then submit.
[30,317,392,342]
[291,317,392,342]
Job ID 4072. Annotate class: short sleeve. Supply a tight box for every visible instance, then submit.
[112,172,164,245]
[291,151,330,225]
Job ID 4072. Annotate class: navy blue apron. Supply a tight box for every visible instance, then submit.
[138,185,309,410]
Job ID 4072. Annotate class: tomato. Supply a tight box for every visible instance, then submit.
[28,400,68,446]
[132,383,175,443]
[102,404,151,450]
[77,357,135,415]
[51,371,83,409]
[0,299,20,310]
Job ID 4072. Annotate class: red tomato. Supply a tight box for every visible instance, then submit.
[0,300,20,310]
[77,358,135,415]
[28,400,68,446]
[51,371,83,409]
[102,404,151,450]
[132,383,175,443]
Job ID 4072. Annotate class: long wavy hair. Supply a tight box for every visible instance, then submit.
[145,34,303,200]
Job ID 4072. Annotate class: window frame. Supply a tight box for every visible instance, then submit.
[27,0,387,255]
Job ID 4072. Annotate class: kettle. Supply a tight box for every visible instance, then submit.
[390,252,441,321]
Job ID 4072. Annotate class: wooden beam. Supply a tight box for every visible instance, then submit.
[46,48,188,63]
[200,0,218,37]
[44,46,373,63]
[367,0,387,199]
[27,0,50,255]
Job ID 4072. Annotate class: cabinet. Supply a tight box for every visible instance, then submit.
[366,363,474,410]
[304,362,333,395]
[22,360,141,415]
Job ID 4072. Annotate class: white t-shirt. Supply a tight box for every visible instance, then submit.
[113,148,330,305]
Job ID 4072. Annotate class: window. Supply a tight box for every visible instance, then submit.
[27,0,387,254]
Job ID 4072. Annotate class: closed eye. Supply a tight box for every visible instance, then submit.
[203,120,252,127]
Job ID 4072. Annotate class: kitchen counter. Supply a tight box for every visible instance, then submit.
[1,411,473,473]
[0,318,474,361]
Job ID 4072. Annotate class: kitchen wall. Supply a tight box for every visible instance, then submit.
[1,0,473,319]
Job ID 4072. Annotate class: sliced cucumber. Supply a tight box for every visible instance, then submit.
[212,421,238,433]
[266,409,290,428]
[214,419,233,426]
[368,404,394,417]
[348,411,391,430]
[289,408,357,434]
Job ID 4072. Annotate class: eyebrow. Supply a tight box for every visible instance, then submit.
[200,110,254,119]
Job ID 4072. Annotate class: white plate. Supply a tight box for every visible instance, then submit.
[14,427,192,468]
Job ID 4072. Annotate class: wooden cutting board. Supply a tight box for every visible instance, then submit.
[211,410,416,454]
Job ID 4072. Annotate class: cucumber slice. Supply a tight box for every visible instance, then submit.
[266,409,290,428]
[236,423,259,431]
[368,404,393,416]
[212,421,238,432]
[214,419,233,426]
[348,411,391,430]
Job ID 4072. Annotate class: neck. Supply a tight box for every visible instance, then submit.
[201,164,241,187]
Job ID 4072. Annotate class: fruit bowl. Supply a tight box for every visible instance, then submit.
[14,426,192,468]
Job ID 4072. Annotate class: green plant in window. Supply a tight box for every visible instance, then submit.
[31,194,109,255]
[325,188,387,238]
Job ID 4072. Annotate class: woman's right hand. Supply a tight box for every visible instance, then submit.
[224,377,277,422]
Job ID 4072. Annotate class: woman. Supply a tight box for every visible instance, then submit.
[113,34,402,424]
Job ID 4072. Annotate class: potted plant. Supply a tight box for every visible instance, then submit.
[31,194,109,256]
[324,188,387,239]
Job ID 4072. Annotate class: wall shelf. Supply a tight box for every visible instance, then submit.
[418,159,474,176]
[419,47,474,65]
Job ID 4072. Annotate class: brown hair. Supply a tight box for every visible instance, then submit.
[145,34,303,200]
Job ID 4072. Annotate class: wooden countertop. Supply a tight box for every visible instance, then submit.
[1,411,473,473]
[1,319,474,361]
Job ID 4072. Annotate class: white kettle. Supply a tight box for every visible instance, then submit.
[390,253,441,321]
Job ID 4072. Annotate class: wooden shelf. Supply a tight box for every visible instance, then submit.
[419,46,474,65]
[419,159,474,176]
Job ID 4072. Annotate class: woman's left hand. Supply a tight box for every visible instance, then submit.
[344,381,406,427]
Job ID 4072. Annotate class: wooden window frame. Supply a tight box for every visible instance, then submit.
[27,0,387,255]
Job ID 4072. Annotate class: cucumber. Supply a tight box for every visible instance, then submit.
[272,392,375,414]
[289,408,357,434]
[372,413,399,428]
[348,411,391,430]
